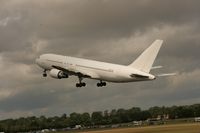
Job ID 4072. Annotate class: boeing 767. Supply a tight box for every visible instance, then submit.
[36,40,175,87]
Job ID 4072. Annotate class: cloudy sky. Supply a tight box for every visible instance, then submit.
[0,0,200,120]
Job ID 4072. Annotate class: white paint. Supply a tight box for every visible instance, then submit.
[35,40,172,87]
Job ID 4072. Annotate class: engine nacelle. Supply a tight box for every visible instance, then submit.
[49,69,68,79]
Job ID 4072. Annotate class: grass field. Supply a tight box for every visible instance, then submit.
[78,123,200,133]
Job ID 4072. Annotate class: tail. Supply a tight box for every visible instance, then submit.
[129,40,163,73]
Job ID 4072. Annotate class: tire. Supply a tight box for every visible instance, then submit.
[43,73,47,77]
[82,83,86,87]
[76,83,80,87]
[97,83,100,87]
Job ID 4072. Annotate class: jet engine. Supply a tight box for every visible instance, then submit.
[49,69,68,79]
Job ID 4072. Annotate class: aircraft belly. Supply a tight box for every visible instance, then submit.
[97,72,132,83]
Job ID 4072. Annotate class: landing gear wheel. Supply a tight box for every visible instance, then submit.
[43,73,47,77]
[43,70,47,77]
[76,83,81,87]
[97,83,101,87]
[76,82,86,87]
[82,82,86,87]
[76,77,86,87]
[97,81,106,87]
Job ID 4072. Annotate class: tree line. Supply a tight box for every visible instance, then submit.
[0,104,200,132]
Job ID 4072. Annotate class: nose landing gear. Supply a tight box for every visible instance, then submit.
[43,70,47,77]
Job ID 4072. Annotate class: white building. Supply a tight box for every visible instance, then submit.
[195,117,200,122]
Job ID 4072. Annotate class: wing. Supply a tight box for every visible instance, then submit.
[52,65,99,79]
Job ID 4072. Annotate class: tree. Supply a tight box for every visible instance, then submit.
[1,103,200,132]
[191,104,200,117]
[149,106,163,118]
[117,108,129,123]
[81,113,91,126]
[102,110,112,125]
[69,113,81,127]
[91,112,103,125]
[128,107,141,121]
[110,109,120,124]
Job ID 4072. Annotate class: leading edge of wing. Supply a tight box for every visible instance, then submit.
[52,65,91,78]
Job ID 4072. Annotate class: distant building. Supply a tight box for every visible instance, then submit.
[133,121,142,126]
[195,117,200,122]
[111,124,119,128]
[41,129,50,132]
[157,114,169,120]
[74,125,82,129]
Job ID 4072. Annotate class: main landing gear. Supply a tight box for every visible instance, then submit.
[76,77,86,87]
[97,81,106,87]
[43,70,47,77]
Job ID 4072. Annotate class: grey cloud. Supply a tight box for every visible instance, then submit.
[0,0,200,119]
[0,88,58,111]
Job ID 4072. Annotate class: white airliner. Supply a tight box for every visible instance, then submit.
[36,40,175,87]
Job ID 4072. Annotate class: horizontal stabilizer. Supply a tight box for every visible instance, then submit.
[151,66,163,70]
[156,73,177,77]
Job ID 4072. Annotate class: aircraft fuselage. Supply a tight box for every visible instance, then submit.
[36,54,155,83]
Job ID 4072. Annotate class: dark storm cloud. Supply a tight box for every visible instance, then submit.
[0,0,200,119]
[0,88,58,111]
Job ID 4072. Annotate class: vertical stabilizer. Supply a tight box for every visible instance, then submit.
[129,40,163,73]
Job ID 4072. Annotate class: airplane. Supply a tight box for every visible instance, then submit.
[36,40,175,87]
